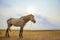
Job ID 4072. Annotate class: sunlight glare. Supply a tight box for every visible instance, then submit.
[26,6,35,15]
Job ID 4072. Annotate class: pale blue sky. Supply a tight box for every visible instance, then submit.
[0,0,60,30]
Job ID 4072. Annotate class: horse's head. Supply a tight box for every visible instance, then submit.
[29,14,36,23]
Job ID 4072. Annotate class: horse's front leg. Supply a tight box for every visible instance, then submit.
[19,27,23,38]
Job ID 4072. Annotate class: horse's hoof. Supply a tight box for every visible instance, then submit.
[19,36,23,38]
[8,36,10,38]
[18,37,23,40]
[21,36,23,38]
[5,35,10,38]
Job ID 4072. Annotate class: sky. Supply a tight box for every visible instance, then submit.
[0,0,60,30]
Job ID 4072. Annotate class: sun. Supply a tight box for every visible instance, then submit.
[26,6,35,14]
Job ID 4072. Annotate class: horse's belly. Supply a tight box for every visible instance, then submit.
[12,21,24,26]
[13,24,20,26]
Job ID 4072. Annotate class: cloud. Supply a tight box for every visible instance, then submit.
[35,14,60,30]
[0,0,60,30]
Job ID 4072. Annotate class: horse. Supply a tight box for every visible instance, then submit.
[5,14,36,38]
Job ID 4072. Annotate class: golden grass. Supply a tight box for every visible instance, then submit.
[0,30,60,40]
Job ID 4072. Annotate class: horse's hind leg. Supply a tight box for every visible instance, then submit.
[5,24,12,37]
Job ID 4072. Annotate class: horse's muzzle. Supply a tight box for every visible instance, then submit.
[34,21,36,23]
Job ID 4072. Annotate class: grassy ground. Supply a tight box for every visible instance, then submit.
[0,30,60,40]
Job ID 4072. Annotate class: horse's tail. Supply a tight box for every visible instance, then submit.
[7,18,13,32]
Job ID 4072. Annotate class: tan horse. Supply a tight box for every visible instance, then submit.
[5,14,36,38]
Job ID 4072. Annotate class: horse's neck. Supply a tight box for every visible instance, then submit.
[23,16,30,23]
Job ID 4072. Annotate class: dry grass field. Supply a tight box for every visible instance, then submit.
[0,30,60,40]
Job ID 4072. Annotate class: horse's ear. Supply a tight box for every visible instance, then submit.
[29,14,32,15]
[30,14,32,15]
[27,13,34,17]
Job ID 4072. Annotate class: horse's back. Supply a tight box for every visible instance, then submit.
[7,17,25,26]
[7,18,18,24]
